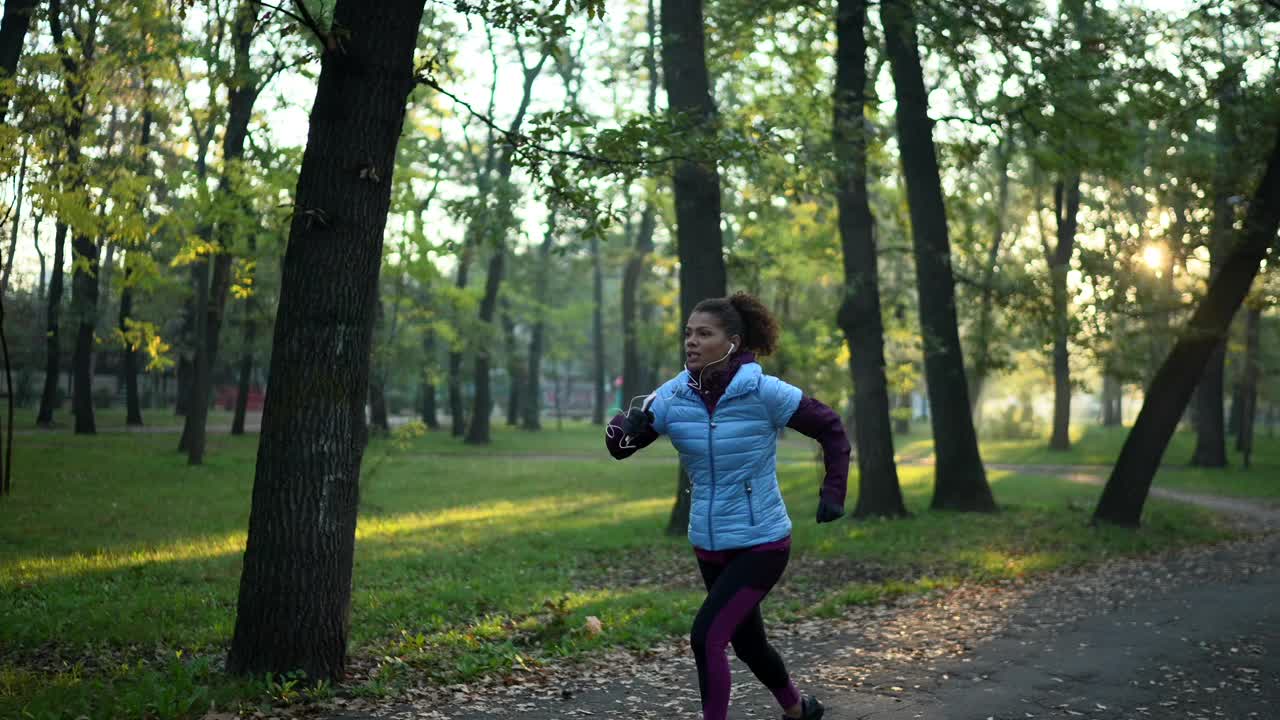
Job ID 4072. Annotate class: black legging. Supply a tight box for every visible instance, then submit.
[691,546,800,720]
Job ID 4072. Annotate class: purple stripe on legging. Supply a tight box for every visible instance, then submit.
[702,586,766,720]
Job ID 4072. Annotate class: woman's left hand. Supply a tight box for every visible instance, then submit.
[816,499,845,523]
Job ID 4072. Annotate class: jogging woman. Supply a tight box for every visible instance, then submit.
[605,292,850,720]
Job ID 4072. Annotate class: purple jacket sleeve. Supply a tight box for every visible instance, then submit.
[605,412,660,460]
[785,397,850,506]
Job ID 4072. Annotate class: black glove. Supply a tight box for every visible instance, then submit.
[622,408,655,436]
[816,498,845,523]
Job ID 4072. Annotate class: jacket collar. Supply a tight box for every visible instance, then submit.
[674,352,761,402]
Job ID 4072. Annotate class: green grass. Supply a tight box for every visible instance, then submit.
[0,423,1245,719]
[14,405,237,431]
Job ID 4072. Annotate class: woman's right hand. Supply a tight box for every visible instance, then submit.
[623,407,655,436]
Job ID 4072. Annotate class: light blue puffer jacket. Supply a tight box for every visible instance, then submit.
[649,362,803,550]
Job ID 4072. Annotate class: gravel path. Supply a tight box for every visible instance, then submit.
[321,471,1280,720]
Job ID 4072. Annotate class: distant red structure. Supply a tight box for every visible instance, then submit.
[217,385,265,411]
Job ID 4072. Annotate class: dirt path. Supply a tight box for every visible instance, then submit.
[321,470,1280,720]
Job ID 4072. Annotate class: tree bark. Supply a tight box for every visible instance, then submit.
[881,0,994,511]
[1188,68,1239,469]
[1047,175,1080,451]
[590,233,605,425]
[661,0,727,534]
[448,243,470,437]
[1093,122,1280,527]
[226,0,427,682]
[0,0,37,124]
[834,0,905,519]
[522,214,556,431]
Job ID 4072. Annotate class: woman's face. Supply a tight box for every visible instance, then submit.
[685,311,740,372]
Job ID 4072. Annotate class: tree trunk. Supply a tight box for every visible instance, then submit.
[69,229,100,435]
[834,0,905,519]
[661,0,727,534]
[1188,73,1240,468]
[970,133,1012,418]
[621,206,656,408]
[1101,375,1122,427]
[1237,305,1261,467]
[1047,175,1080,451]
[621,0,660,410]
[186,1,258,464]
[1,144,27,294]
[522,216,556,431]
[465,247,504,444]
[119,261,142,426]
[881,0,994,511]
[448,244,470,436]
[231,307,256,435]
[0,0,37,124]
[35,221,68,425]
[420,329,439,429]
[502,299,521,427]
[590,233,605,425]
[1093,122,1280,528]
[226,0,426,682]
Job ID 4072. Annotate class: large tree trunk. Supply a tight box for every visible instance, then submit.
[834,0,905,519]
[226,0,426,681]
[1047,175,1080,451]
[186,1,258,465]
[0,0,37,124]
[1188,68,1239,469]
[1237,305,1261,468]
[590,233,605,425]
[881,0,994,512]
[522,215,556,431]
[69,229,100,435]
[35,222,68,425]
[662,0,727,535]
[1093,122,1280,528]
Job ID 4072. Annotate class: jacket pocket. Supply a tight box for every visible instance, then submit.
[744,479,756,526]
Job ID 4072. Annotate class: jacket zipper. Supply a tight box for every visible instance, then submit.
[706,406,717,550]
[745,478,756,526]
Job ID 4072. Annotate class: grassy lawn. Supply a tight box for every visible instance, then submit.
[0,423,1245,719]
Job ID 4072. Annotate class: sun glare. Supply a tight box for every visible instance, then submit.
[1141,244,1165,271]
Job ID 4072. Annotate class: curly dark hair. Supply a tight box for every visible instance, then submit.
[692,292,781,356]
